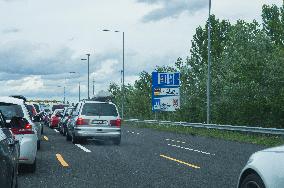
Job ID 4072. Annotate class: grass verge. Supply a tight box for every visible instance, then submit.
[125,122,284,147]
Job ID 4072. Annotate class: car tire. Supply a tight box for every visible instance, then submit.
[62,128,66,136]
[113,137,121,145]
[72,134,79,144]
[26,159,36,173]
[37,140,41,150]
[240,173,265,188]
[66,132,71,141]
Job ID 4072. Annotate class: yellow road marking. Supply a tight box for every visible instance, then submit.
[43,136,49,141]
[56,154,69,167]
[160,154,200,169]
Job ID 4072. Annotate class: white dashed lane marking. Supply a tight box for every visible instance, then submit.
[167,144,215,156]
[75,144,91,153]
[54,129,59,133]
[166,138,186,144]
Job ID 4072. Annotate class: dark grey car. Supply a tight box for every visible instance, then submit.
[0,111,19,188]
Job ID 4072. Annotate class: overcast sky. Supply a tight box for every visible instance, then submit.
[0,0,281,102]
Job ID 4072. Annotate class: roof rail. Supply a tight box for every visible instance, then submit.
[10,95,27,102]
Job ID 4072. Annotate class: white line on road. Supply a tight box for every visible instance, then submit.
[137,133,140,135]
[54,129,59,133]
[168,144,215,156]
[75,144,91,153]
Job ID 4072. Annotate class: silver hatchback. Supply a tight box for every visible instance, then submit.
[66,100,121,145]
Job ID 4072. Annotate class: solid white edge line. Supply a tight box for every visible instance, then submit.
[75,144,91,153]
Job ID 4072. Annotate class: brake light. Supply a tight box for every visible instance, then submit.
[76,118,87,125]
[11,124,34,135]
[110,119,121,127]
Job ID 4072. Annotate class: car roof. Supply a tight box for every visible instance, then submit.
[83,100,115,105]
[0,97,24,105]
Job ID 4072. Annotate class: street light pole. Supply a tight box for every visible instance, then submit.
[79,81,81,102]
[206,0,212,124]
[92,78,95,96]
[86,54,90,99]
[102,29,125,119]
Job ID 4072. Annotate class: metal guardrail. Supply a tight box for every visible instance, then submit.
[125,119,284,136]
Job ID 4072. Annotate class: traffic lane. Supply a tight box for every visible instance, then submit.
[67,132,207,188]
[18,126,88,188]
[67,125,258,188]
[120,125,265,187]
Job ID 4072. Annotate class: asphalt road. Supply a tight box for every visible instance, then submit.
[18,124,265,188]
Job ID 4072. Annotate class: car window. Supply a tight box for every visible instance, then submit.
[81,103,118,116]
[0,103,24,120]
[0,112,6,128]
[33,104,40,113]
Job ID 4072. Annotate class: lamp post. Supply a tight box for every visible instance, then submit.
[81,53,90,99]
[206,0,212,124]
[103,29,125,119]
[57,85,65,103]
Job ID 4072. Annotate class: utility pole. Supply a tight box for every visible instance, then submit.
[206,0,212,124]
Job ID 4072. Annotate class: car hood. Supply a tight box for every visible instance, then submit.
[260,145,284,153]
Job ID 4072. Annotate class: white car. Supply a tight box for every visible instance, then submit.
[66,100,121,145]
[238,145,284,188]
[0,97,38,172]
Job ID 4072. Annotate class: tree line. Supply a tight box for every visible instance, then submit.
[109,3,284,128]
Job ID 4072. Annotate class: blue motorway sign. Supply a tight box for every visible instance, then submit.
[152,72,180,112]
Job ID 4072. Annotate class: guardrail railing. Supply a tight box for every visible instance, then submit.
[125,119,284,136]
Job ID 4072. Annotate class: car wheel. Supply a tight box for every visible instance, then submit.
[72,134,79,144]
[27,159,36,173]
[113,137,121,145]
[66,131,71,141]
[240,173,265,188]
[37,140,41,150]
[62,128,66,136]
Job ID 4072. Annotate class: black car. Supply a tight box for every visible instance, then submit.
[0,111,19,188]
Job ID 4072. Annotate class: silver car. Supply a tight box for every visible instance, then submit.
[66,100,121,145]
[238,145,284,188]
[0,97,38,172]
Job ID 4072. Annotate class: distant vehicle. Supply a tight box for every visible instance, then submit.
[49,109,64,129]
[66,100,121,145]
[238,145,284,188]
[0,111,19,188]
[52,104,68,112]
[59,107,74,136]
[0,97,37,172]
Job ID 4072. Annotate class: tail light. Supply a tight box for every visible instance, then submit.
[76,118,88,125]
[11,124,34,135]
[110,119,121,128]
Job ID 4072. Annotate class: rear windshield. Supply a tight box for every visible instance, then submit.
[52,104,67,111]
[0,103,24,120]
[81,103,118,116]
[26,105,34,117]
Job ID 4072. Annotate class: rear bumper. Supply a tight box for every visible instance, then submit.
[74,128,121,139]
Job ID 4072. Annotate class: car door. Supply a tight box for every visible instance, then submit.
[0,114,14,188]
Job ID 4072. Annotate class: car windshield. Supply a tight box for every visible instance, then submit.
[33,104,40,113]
[0,103,24,120]
[81,103,118,117]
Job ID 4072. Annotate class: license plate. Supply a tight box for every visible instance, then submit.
[92,120,106,124]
